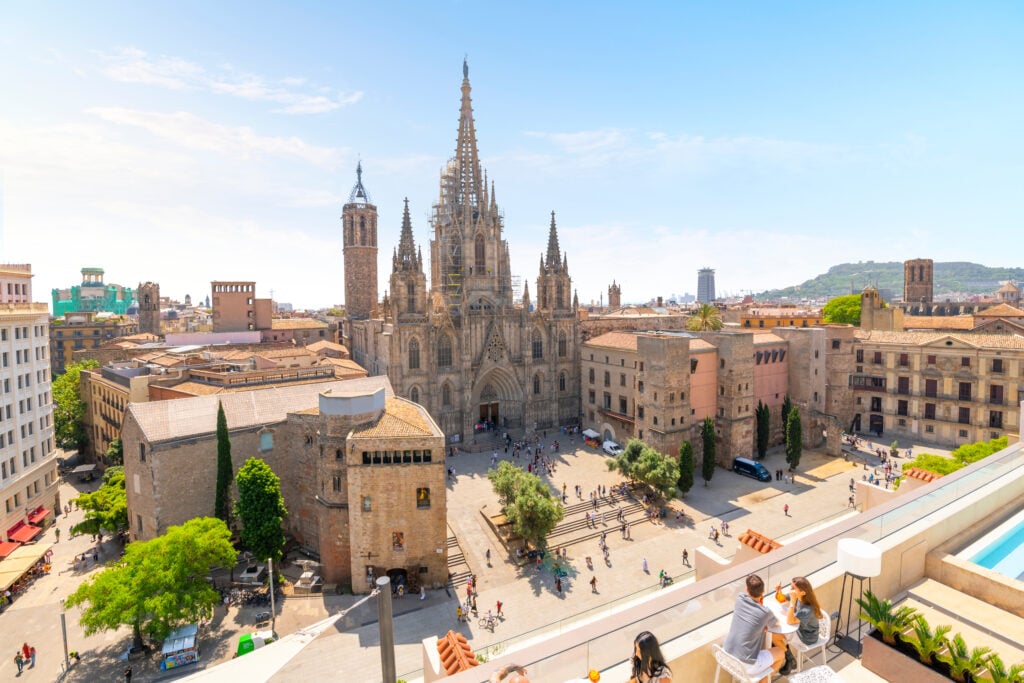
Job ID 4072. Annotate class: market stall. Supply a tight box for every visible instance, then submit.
[71,464,98,482]
[582,429,601,448]
[161,623,200,671]
[0,543,53,595]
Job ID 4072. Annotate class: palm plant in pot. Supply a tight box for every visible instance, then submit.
[983,654,1024,683]
[906,615,951,665]
[939,634,990,683]
[857,590,918,644]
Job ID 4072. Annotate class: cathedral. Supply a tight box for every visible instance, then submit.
[344,61,580,439]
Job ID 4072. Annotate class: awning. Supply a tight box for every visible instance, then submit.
[71,464,97,475]
[0,541,21,558]
[582,429,600,439]
[8,524,42,544]
[28,507,51,525]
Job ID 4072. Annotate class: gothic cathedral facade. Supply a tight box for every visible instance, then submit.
[344,62,580,439]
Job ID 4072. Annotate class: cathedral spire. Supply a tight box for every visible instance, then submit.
[348,160,372,204]
[545,211,562,268]
[395,198,418,271]
[455,59,483,208]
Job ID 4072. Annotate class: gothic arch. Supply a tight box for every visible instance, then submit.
[359,216,367,245]
[437,333,453,367]
[559,371,566,392]
[410,386,421,403]
[408,337,421,370]
[533,372,543,395]
[531,328,543,359]
[441,382,453,407]
[474,233,486,272]
[557,330,567,357]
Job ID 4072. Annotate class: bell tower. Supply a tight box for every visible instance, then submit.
[342,162,379,320]
[137,282,161,336]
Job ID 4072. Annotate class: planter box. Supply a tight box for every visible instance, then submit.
[862,631,949,683]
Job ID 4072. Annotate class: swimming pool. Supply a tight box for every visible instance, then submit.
[969,512,1024,581]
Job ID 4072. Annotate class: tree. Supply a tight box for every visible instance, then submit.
[677,441,695,495]
[71,467,127,539]
[502,475,564,550]
[631,446,679,501]
[235,458,287,563]
[214,402,233,524]
[105,437,123,466]
[701,418,716,486]
[785,408,803,470]
[755,401,770,460]
[65,517,236,648]
[52,359,99,451]
[606,438,645,480]
[686,303,724,332]
[822,294,862,325]
[781,394,793,445]
[487,461,528,507]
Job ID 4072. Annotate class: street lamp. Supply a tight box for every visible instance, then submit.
[59,598,70,671]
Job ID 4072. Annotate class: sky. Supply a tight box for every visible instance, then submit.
[1,2,1022,310]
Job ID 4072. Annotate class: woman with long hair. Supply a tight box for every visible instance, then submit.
[629,630,672,683]
[771,575,824,669]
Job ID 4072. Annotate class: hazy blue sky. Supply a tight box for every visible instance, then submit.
[1,2,1021,308]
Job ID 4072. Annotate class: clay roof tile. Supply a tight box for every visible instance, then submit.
[737,529,783,554]
[436,630,479,675]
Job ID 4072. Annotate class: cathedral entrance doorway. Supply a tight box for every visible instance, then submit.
[479,402,499,425]
[472,372,524,432]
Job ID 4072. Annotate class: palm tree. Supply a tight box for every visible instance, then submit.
[856,591,917,645]
[906,615,950,665]
[941,633,991,683]
[686,304,723,332]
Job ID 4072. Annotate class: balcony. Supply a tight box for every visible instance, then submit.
[597,408,634,425]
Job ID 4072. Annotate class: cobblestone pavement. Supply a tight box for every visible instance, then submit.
[0,436,947,682]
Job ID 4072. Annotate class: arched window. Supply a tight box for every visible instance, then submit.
[559,372,566,392]
[360,216,367,245]
[442,383,452,406]
[474,234,485,271]
[437,335,452,367]
[558,331,567,357]
[347,216,354,244]
[532,330,543,359]
[556,282,564,308]
[533,374,541,395]
[410,386,420,403]
[408,338,420,370]
[407,282,415,311]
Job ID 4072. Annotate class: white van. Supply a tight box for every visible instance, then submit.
[602,440,623,456]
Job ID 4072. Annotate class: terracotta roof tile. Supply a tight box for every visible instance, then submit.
[857,330,1024,350]
[904,467,943,483]
[585,332,638,351]
[349,397,440,439]
[271,318,328,330]
[902,316,976,330]
[737,529,783,554]
[306,340,348,354]
[975,303,1024,318]
[436,630,479,675]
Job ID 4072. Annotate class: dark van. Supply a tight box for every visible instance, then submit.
[732,457,772,482]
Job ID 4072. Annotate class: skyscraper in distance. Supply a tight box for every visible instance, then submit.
[697,268,716,304]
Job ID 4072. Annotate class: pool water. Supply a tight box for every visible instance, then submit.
[971,516,1024,581]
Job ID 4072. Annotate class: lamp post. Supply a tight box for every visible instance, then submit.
[834,537,882,657]
[59,598,70,671]
[268,556,276,634]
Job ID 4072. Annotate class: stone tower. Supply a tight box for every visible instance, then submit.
[536,212,573,314]
[342,162,378,320]
[608,280,621,309]
[137,282,161,336]
[389,199,427,319]
[903,258,933,304]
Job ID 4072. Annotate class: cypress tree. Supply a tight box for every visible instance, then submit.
[215,401,233,523]
[701,418,716,486]
[755,401,770,459]
[677,441,695,495]
[786,408,803,471]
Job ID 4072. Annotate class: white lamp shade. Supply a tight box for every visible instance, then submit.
[837,538,882,578]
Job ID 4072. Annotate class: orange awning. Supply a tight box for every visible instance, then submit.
[28,507,51,525]
[0,541,21,558]
[8,525,42,544]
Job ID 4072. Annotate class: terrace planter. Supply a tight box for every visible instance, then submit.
[862,631,951,683]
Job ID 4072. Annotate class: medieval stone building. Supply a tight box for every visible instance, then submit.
[346,62,580,439]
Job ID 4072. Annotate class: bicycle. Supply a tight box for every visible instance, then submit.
[478,616,495,632]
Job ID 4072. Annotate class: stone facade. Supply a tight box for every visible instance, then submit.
[342,161,378,321]
[137,282,161,337]
[607,281,621,309]
[903,258,934,304]
[122,377,446,591]
[211,281,272,332]
[347,63,580,439]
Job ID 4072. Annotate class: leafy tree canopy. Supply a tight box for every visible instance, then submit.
[53,360,99,450]
[822,294,862,325]
[686,304,724,332]
[235,458,287,562]
[65,517,236,647]
[906,436,1008,477]
[488,461,527,507]
[71,467,127,538]
[606,438,646,480]
[105,437,123,466]
[631,446,680,500]
[500,473,564,549]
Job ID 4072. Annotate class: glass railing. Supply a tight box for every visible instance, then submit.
[437,440,1024,682]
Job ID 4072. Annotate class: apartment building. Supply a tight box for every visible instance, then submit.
[49,311,139,375]
[0,265,59,552]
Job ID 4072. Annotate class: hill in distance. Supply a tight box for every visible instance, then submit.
[757,261,1024,301]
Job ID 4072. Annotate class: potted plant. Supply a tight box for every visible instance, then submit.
[982,654,1024,683]
[939,634,990,683]
[906,615,951,665]
[857,591,946,682]
[857,591,918,644]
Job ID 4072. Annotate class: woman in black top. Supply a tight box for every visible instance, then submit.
[629,630,671,683]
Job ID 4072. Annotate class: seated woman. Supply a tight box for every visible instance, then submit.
[771,576,824,657]
[629,630,671,683]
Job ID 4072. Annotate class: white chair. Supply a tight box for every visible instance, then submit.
[792,611,831,672]
[787,665,843,682]
[712,643,774,683]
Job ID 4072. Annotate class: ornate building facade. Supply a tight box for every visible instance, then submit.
[346,62,580,439]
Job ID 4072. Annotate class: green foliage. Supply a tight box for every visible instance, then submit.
[755,401,770,460]
[906,615,951,664]
[65,517,236,647]
[785,409,802,470]
[822,294,862,325]
[856,591,917,645]
[677,441,695,495]
[502,475,564,550]
[905,436,1009,478]
[983,654,1024,683]
[905,454,962,476]
[757,261,1024,300]
[686,304,723,331]
[781,395,793,443]
[105,437,123,466]
[606,438,646,480]
[71,467,127,538]
[701,418,716,486]
[214,402,233,524]
[628,445,680,501]
[940,633,991,683]
[235,458,287,562]
[488,461,526,507]
[52,360,99,451]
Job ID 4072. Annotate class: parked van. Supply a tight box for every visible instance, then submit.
[602,441,624,456]
[732,457,772,482]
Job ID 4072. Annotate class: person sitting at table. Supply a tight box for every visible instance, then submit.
[723,574,788,681]
[772,576,823,653]
[628,630,671,682]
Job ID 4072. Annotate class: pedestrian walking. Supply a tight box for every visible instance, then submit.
[14,652,24,674]
[590,575,598,592]
[555,577,563,593]
[420,585,426,600]
[642,557,649,573]
[848,495,855,508]
[784,503,790,516]
[21,643,29,661]
[55,527,60,543]
[125,665,133,682]
[682,549,689,566]
[29,645,35,667]
[496,600,503,617]
[485,548,491,565]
